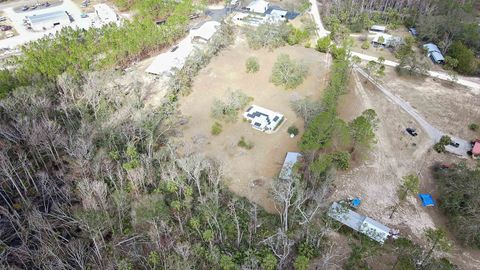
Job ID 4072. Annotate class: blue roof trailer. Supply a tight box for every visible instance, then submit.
[423,43,445,64]
[419,194,435,207]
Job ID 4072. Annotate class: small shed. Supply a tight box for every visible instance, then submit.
[370,25,387,33]
[328,202,394,244]
[246,0,270,14]
[27,11,70,31]
[423,43,445,64]
[279,152,302,180]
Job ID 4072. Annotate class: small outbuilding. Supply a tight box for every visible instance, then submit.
[246,0,270,14]
[370,25,387,33]
[27,11,70,31]
[94,4,118,24]
[423,43,445,64]
[279,152,302,180]
[328,202,395,244]
[371,33,403,48]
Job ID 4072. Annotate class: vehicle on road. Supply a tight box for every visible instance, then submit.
[406,128,418,136]
[450,141,460,148]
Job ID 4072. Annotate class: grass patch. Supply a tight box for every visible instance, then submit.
[211,122,223,135]
[238,136,254,149]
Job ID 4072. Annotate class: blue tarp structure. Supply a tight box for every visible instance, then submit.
[351,198,361,208]
[419,194,435,207]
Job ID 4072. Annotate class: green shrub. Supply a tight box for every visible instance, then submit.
[270,54,309,89]
[447,41,478,75]
[246,57,260,73]
[469,123,478,131]
[211,122,223,135]
[288,125,299,136]
[316,36,331,53]
[361,40,370,50]
[330,151,351,170]
[287,26,310,45]
[238,136,254,149]
[433,142,446,153]
[211,90,251,122]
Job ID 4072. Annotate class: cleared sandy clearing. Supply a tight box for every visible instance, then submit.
[177,38,329,212]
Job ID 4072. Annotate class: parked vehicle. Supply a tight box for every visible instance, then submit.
[21,6,29,11]
[80,13,88,18]
[0,17,7,22]
[0,25,13,31]
[449,141,460,148]
[406,128,418,136]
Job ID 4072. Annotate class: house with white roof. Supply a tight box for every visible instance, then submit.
[266,9,287,22]
[192,21,221,43]
[27,11,71,31]
[243,105,284,133]
[246,0,270,14]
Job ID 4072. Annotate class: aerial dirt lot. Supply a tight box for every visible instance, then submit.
[177,37,329,212]
[335,71,480,269]
[380,67,480,140]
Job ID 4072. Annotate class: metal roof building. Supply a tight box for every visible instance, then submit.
[423,43,445,64]
[27,11,70,31]
[328,202,393,244]
[246,0,270,14]
[192,21,221,43]
[279,152,302,180]
[370,25,387,33]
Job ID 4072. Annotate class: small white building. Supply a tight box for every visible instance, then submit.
[27,11,70,31]
[279,152,302,180]
[243,105,284,133]
[369,25,387,33]
[192,21,221,43]
[94,4,118,24]
[371,33,403,48]
[246,0,270,14]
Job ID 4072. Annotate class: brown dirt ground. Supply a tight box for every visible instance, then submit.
[380,67,480,140]
[335,69,480,269]
[177,37,329,212]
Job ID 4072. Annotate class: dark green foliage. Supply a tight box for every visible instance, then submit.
[447,41,478,75]
[469,123,479,131]
[432,163,480,248]
[288,125,299,136]
[0,69,17,99]
[287,26,310,45]
[330,151,350,170]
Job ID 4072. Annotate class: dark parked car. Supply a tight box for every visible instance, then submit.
[0,25,12,31]
[449,141,460,148]
[21,6,29,11]
[406,128,418,136]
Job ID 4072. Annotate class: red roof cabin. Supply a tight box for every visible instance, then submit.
[472,140,480,159]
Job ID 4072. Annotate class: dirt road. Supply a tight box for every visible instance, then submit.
[355,66,471,157]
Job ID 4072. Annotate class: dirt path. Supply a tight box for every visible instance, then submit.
[355,66,471,157]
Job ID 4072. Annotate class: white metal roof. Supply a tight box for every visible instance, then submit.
[279,152,302,180]
[192,21,221,41]
[146,21,220,75]
[370,25,386,32]
[94,4,118,23]
[328,202,392,244]
[246,0,270,13]
[270,9,287,17]
[27,10,70,25]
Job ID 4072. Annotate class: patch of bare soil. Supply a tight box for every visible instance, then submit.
[380,67,480,140]
[335,71,480,269]
[177,38,329,212]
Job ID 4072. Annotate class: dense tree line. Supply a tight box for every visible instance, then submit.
[432,163,480,248]
[322,0,479,74]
